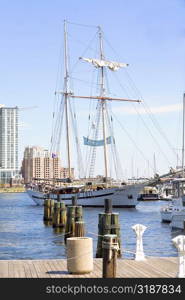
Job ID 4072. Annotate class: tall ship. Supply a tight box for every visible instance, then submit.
[27,21,147,207]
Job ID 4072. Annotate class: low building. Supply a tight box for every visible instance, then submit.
[60,167,74,179]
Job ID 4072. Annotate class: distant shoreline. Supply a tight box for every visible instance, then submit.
[0,188,25,193]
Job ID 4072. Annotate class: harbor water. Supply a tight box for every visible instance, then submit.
[0,193,179,260]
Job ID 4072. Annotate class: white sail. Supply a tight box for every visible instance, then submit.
[79,57,129,71]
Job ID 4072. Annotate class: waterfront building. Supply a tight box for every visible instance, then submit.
[60,167,74,179]
[21,146,74,183]
[0,105,19,185]
[21,146,60,183]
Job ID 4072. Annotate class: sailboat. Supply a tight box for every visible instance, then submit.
[161,93,185,226]
[27,21,146,207]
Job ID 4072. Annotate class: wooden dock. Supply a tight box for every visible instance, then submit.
[0,257,178,278]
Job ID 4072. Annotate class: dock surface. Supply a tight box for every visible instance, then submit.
[0,257,178,278]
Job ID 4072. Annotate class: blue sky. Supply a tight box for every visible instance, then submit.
[0,0,185,178]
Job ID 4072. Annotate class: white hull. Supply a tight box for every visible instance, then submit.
[160,197,183,223]
[171,210,185,230]
[27,184,144,207]
[161,210,172,223]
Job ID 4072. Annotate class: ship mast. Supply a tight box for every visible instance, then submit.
[64,20,71,179]
[53,22,142,182]
[71,25,142,181]
[98,26,108,180]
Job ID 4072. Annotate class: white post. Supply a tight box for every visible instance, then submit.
[132,224,147,261]
[172,235,185,278]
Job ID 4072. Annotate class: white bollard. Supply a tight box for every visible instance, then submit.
[132,224,147,261]
[172,235,185,278]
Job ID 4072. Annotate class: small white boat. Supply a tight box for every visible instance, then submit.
[169,94,185,230]
[161,94,185,227]
[170,208,185,230]
[158,183,173,200]
[160,204,174,223]
[137,186,160,201]
[160,178,185,226]
[160,200,182,223]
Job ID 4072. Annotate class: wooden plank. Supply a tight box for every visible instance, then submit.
[129,260,167,278]
[57,259,72,278]
[0,261,9,278]
[44,260,59,278]
[8,261,17,278]
[0,258,178,278]
[31,260,47,278]
[90,259,101,278]
[52,259,71,278]
[16,261,27,278]
[22,261,34,278]
[144,258,177,278]
[45,260,60,278]
[116,260,137,278]
[26,260,39,278]
[37,260,52,278]
[11,261,19,278]
[122,260,155,278]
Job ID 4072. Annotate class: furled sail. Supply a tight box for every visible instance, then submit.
[83,136,115,146]
[79,57,129,71]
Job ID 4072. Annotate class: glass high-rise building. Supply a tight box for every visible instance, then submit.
[0,105,19,185]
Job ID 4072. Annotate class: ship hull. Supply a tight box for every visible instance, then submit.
[26,184,144,208]
[170,211,185,230]
[137,194,160,201]
[160,210,172,223]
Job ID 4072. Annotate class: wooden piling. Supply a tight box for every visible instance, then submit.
[60,202,67,227]
[64,206,76,242]
[43,199,54,221]
[72,195,77,206]
[57,193,60,202]
[96,213,104,258]
[50,200,55,221]
[43,220,52,226]
[102,234,118,278]
[111,213,121,257]
[43,199,50,221]
[75,206,85,237]
[52,201,66,228]
[44,199,48,221]
[96,198,121,258]
[53,227,65,235]
[75,221,85,237]
[75,206,83,222]
[96,213,112,258]
[104,198,112,214]
[65,204,85,241]
[52,202,61,227]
